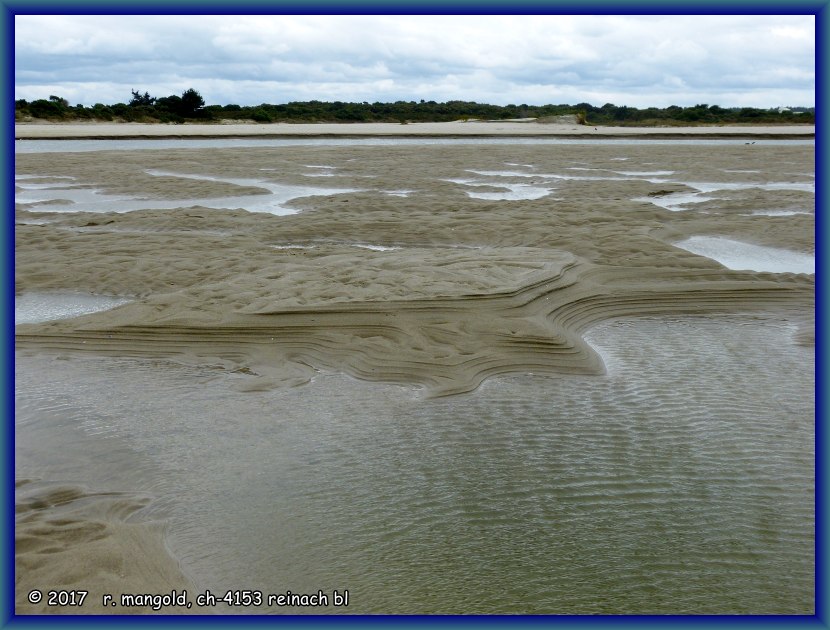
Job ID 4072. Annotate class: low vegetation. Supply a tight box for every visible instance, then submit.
[14,89,815,126]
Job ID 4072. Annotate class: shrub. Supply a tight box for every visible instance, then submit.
[251,108,272,123]
[28,99,66,119]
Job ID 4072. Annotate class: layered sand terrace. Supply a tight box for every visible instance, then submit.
[15,141,814,396]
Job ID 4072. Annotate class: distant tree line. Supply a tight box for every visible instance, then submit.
[15,89,210,124]
[14,89,816,126]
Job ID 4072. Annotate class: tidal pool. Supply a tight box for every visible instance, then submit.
[674,236,815,274]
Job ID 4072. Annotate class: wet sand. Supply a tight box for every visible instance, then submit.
[14,132,814,613]
[15,481,194,615]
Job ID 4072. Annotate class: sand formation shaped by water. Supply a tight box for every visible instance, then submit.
[15,141,814,397]
[15,480,193,615]
[13,132,815,614]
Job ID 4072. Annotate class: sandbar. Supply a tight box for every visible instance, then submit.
[15,120,815,140]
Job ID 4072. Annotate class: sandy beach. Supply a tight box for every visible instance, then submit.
[14,126,815,614]
[15,120,816,139]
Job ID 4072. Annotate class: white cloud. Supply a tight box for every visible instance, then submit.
[14,14,815,108]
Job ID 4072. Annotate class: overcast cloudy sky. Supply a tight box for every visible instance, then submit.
[14,14,815,109]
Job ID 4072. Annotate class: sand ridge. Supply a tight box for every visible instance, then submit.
[15,143,814,397]
[14,137,815,612]
[15,240,810,397]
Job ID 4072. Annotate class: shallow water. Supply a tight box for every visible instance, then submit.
[674,236,815,274]
[14,292,133,325]
[14,138,814,154]
[744,209,812,217]
[15,172,360,216]
[635,179,814,213]
[15,313,814,614]
[17,143,814,220]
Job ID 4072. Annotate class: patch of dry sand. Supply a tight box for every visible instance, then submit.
[15,121,815,139]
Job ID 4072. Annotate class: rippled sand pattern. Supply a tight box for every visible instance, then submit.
[15,143,814,395]
[15,140,814,614]
[15,314,813,614]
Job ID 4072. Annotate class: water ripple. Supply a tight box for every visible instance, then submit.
[15,312,813,614]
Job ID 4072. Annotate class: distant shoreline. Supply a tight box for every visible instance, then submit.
[15,121,815,141]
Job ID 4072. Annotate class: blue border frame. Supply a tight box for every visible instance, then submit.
[0,1,827,12]
[3,3,824,628]
[3,0,13,627]
[817,0,827,625]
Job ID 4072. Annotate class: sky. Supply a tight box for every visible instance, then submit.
[14,14,815,109]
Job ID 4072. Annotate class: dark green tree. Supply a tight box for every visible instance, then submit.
[180,88,205,117]
[130,90,156,107]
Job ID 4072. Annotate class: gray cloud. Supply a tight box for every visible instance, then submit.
[14,14,815,108]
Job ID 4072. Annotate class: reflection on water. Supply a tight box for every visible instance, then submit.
[674,236,815,274]
[15,313,814,614]
[15,292,133,325]
[444,177,556,201]
[14,138,815,154]
[17,142,814,220]
[15,172,359,216]
[635,180,814,213]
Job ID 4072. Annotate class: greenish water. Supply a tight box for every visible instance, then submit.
[15,312,814,614]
